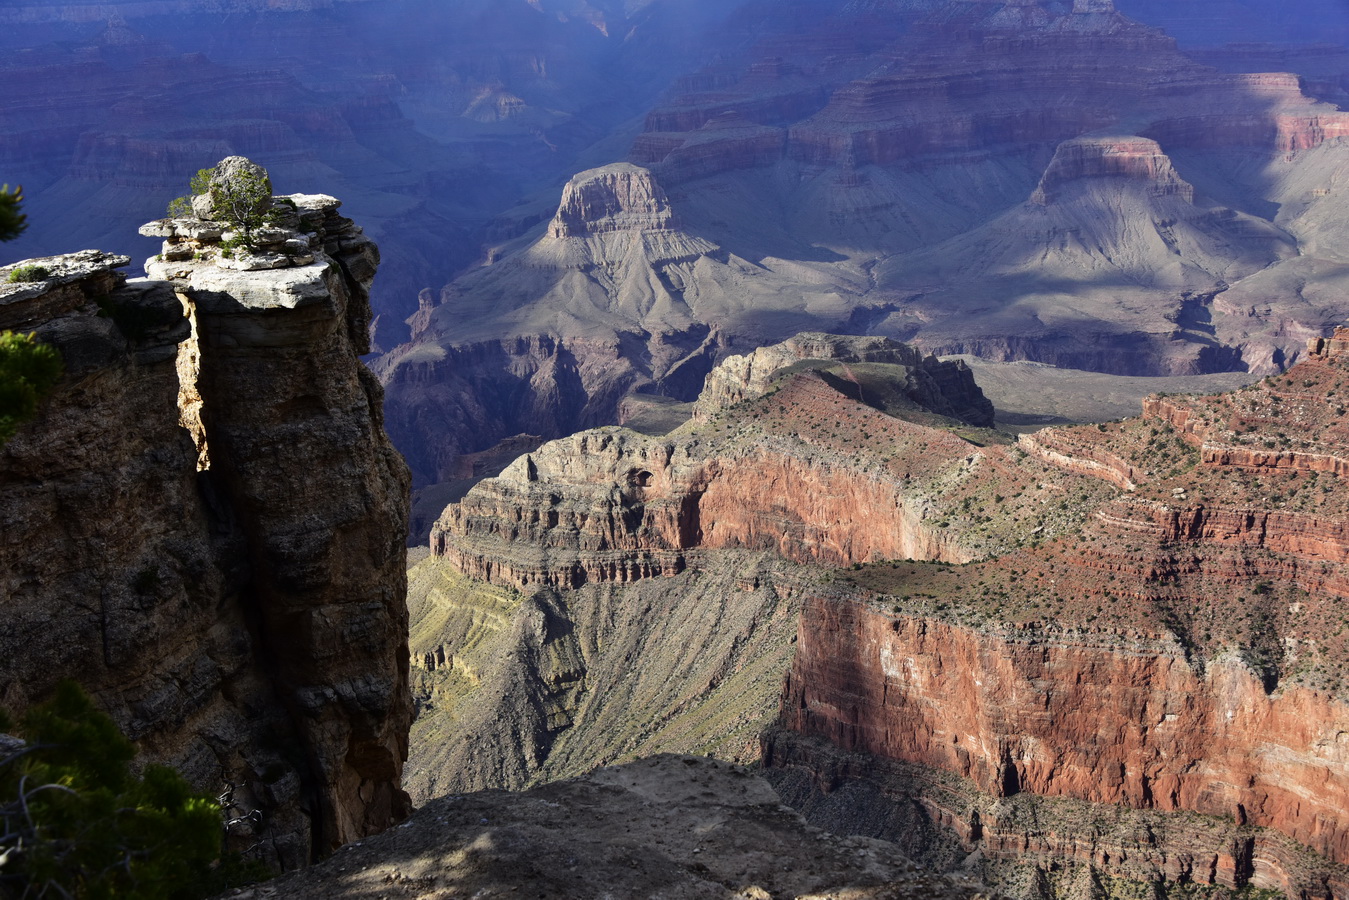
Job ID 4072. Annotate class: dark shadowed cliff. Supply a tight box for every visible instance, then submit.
[0,191,410,866]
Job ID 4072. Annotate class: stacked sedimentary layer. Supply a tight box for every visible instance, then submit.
[0,194,410,866]
[771,333,1349,898]
[429,322,1349,896]
[432,334,1008,590]
[412,333,1061,797]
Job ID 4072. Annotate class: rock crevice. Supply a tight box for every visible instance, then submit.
[0,187,411,865]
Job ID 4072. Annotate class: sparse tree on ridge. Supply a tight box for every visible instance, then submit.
[167,157,278,252]
[0,185,24,243]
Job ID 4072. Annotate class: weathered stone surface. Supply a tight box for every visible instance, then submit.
[0,190,409,865]
[763,348,1349,895]
[423,311,1349,895]
[260,754,991,900]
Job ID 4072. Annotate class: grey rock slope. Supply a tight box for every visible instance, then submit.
[260,754,992,900]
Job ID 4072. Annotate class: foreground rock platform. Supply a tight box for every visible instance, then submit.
[253,754,992,900]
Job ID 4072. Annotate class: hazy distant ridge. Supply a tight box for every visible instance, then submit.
[0,0,378,25]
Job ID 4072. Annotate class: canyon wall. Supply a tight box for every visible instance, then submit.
[774,598,1349,897]
[765,339,1349,898]
[430,334,1004,591]
[0,192,410,866]
[412,336,1113,800]
[423,318,1349,897]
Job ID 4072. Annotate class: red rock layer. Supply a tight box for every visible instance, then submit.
[1018,430,1142,490]
[432,419,972,591]
[760,341,1349,891]
[763,729,1349,899]
[781,596,1349,881]
[1141,331,1349,477]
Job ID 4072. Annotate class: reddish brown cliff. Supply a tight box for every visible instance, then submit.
[781,598,1349,880]
[431,336,1058,591]
[431,378,979,590]
[768,342,1349,897]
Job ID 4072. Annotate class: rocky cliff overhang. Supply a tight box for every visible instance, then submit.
[0,190,411,866]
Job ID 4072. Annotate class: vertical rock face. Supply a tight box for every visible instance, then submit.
[776,598,1349,895]
[0,192,411,865]
[546,163,680,238]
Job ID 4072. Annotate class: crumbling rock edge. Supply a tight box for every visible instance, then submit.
[258,754,992,900]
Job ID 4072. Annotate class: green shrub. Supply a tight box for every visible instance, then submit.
[0,682,223,899]
[0,185,25,243]
[6,265,50,284]
[166,159,278,251]
[0,331,62,448]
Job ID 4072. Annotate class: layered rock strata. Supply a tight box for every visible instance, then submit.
[380,0,1349,485]
[424,317,1349,896]
[764,730,1347,900]
[0,190,410,865]
[768,342,1349,897]
[414,336,1110,797]
[431,334,1014,591]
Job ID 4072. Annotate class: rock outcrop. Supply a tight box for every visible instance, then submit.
[774,599,1349,897]
[0,184,410,866]
[1029,136,1195,205]
[547,162,680,238]
[693,332,994,425]
[430,334,1009,591]
[259,754,990,900]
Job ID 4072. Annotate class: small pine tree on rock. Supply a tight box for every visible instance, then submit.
[0,682,224,899]
[166,157,278,252]
[0,186,25,243]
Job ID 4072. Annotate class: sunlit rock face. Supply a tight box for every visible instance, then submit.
[765,334,1349,898]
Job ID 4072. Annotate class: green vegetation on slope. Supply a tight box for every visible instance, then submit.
[0,682,222,900]
[0,331,61,448]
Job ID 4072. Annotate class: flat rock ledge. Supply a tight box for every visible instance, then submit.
[247,755,992,900]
